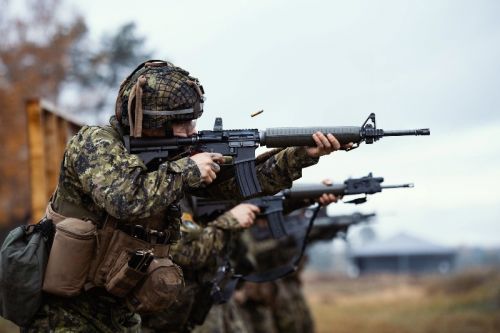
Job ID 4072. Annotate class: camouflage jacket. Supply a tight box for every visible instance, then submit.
[172,198,241,271]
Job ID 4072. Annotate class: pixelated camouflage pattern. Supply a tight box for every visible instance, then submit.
[191,299,249,333]
[238,229,314,333]
[54,118,202,233]
[171,209,240,269]
[22,292,141,333]
[141,280,198,333]
[272,278,315,333]
[116,61,203,129]
[238,300,277,333]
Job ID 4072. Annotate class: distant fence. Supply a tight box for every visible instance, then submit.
[26,99,83,223]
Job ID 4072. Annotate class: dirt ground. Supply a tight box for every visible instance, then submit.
[304,269,500,333]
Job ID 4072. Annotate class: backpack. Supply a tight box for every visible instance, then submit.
[0,218,54,326]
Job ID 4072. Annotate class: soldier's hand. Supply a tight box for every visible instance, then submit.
[190,152,225,184]
[229,203,260,228]
[318,193,341,206]
[306,132,353,158]
[317,178,342,206]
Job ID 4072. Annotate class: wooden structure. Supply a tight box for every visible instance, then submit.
[26,99,83,222]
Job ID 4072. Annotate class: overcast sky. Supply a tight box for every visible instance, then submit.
[65,0,500,247]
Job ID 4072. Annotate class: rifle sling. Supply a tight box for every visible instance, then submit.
[240,204,320,282]
[214,204,321,303]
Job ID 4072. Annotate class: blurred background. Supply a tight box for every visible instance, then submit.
[0,0,499,332]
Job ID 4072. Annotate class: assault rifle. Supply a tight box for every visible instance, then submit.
[284,172,414,205]
[193,173,412,239]
[305,211,376,242]
[125,113,429,197]
[250,211,376,242]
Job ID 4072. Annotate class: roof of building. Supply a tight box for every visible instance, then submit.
[351,233,456,257]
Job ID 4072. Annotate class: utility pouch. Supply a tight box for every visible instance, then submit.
[93,228,170,287]
[105,251,146,298]
[126,258,183,313]
[42,218,96,296]
[87,220,115,285]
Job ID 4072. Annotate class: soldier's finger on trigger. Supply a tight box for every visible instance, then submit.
[210,153,224,163]
[207,169,216,181]
[210,162,220,172]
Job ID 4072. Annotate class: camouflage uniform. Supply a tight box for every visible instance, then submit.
[272,275,314,333]
[142,147,320,333]
[237,220,315,333]
[24,61,213,332]
[237,281,278,333]
[24,116,200,332]
[23,291,141,333]
[192,299,248,333]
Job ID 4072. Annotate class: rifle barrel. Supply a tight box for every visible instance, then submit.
[381,183,414,189]
[383,129,430,136]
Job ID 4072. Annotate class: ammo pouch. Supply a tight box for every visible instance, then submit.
[89,225,183,313]
[91,228,170,286]
[126,257,183,313]
[105,250,146,297]
[42,217,96,296]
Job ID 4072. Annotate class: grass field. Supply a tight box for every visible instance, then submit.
[304,269,500,333]
[1,269,499,332]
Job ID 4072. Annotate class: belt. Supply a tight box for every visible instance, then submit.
[117,223,172,245]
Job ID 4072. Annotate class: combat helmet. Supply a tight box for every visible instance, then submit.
[115,60,204,137]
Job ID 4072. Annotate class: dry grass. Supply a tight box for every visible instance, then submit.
[304,269,500,333]
[0,320,17,333]
[1,270,499,332]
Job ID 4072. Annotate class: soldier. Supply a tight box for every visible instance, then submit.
[142,180,343,333]
[142,199,259,333]
[24,60,232,332]
[236,187,341,333]
[194,194,338,333]
[23,59,345,332]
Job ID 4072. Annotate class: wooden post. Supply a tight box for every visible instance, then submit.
[26,99,47,222]
[26,99,85,223]
[44,112,60,200]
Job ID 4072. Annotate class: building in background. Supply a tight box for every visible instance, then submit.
[350,233,456,275]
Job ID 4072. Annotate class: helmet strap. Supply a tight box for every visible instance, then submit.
[127,75,147,137]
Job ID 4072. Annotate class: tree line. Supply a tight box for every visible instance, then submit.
[0,0,152,229]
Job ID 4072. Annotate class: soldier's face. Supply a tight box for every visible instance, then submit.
[172,120,197,137]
